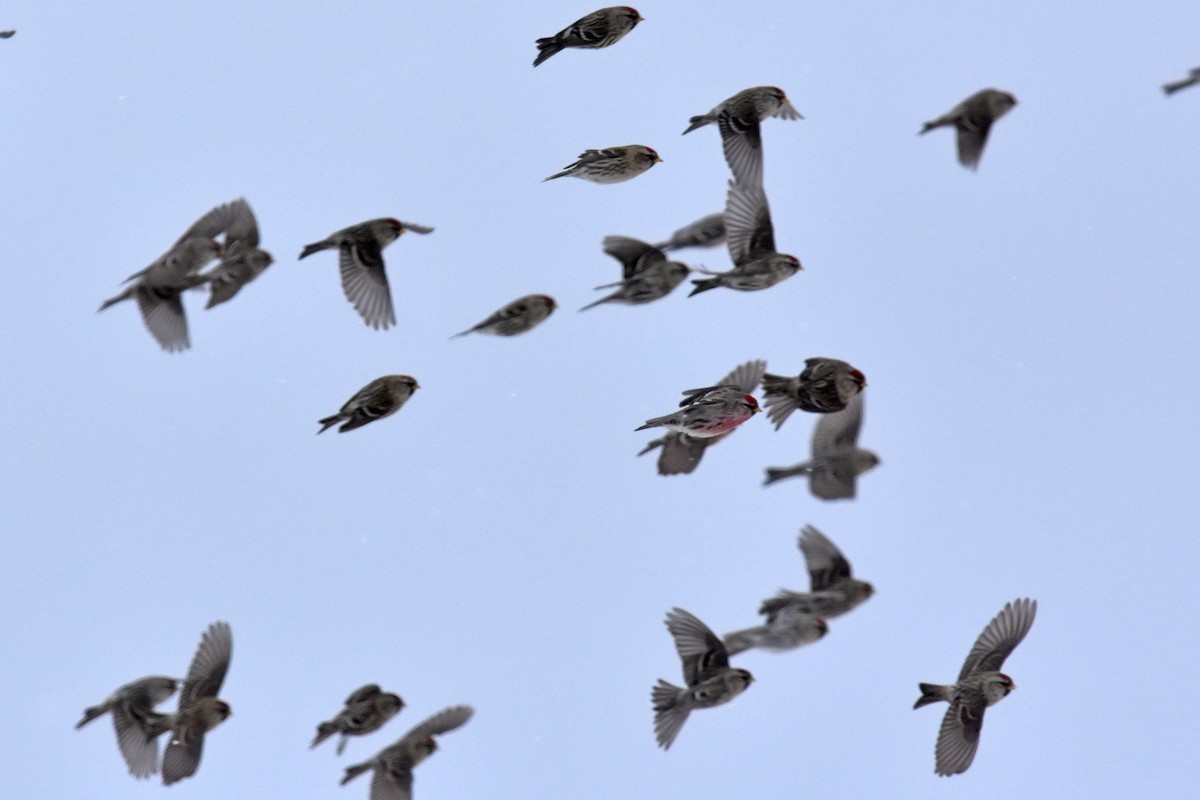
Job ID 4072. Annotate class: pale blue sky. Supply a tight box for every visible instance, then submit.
[2,2,1198,798]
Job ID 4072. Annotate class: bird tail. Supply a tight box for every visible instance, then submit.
[578,293,615,312]
[75,705,107,729]
[542,169,570,182]
[651,680,691,750]
[316,415,342,435]
[913,683,951,709]
[763,465,806,486]
[1163,79,1194,95]
[310,722,336,748]
[340,762,373,786]
[299,240,333,260]
[532,37,563,67]
[682,114,713,135]
[687,278,720,297]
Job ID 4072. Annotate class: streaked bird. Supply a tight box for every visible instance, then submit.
[452,294,556,337]
[532,6,642,67]
[689,180,800,296]
[683,86,801,189]
[761,358,867,428]
[756,525,875,622]
[544,145,661,184]
[312,684,405,755]
[920,88,1017,170]
[201,198,273,309]
[318,375,419,434]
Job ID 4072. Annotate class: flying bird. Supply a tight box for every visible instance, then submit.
[318,375,419,434]
[637,381,761,438]
[756,525,876,622]
[340,705,473,800]
[532,7,642,67]
[544,145,661,183]
[683,86,801,189]
[920,88,1017,170]
[76,676,179,779]
[312,684,405,755]
[763,393,880,499]
[915,598,1037,776]
[201,198,273,309]
[652,608,753,750]
[581,236,690,311]
[299,218,433,330]
[162,621,233,785]
[761,358,867,428]
[689,180,800,297]
[452,294,556,337]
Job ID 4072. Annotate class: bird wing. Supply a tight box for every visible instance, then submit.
[811,392,864,457]
[339,242,396,330]
[799,525,853,591]
[665,607,731,685]
[719,116,764,189]
[724,180,775,266]
[933,696,986,776]
[180,621,232,704]
[161,727,206,785]
[112,706,161,779]
[958,598,1037,680]
[717,359,766,394]
[136,288,189,352]
[370,766,414,800]
[398,706,474,748]
[602,235,665,279]
[346,684,383,705]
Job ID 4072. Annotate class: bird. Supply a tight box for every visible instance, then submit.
[1163,67,1200,95]
[914,598,1037,776]
[652,212,726,251]
[581,236,690,311]
[761,358,867,428]
[340,705,473,800]
[652,607,753,750]
[452,294,556,337]
[756,525,876,622]
[920,88,1017,170]
[318,375,419,434]
[543,145,661,183]
[200,198,273,309]
[763,392,880,499]
[99,201,239,351]
[637,382,761,438]
[162,621,233,785]
[637,360,765,474]
[683,86,801,189]
[532,7,642,67]
[299,217,434,330]
[76,676,179,779]
[0,30,15,38]
[723,613,828,657]
[312,684,405,755]
[689,180,800,297]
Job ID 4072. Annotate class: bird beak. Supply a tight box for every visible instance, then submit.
[653,155,663,163]
[752,405,762,414]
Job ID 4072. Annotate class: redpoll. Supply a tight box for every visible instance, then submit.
[200,198,273,309]
[637,360,765,473]
[76,676,179,779]
[920,88,1017,170]
[637,385,761,438]
[1163,67,1200,95]
[761,358,867,428]
[543,145,661,184]
[162,621,233,785]
[683,86,801,189]
[312,684,404,755]
[652,608,753,750]
[690,180,800,296]
[723,614,828,656]
[340,705,473,799]
[915,598,1037,776]
[452,294,556,337]
[757,525,875,622]
[299,217,434,330]
[318,375,419,434]
[532,6,642,67]
[763,393,880,499]
[581,236,689,311]
[652,212,726,252]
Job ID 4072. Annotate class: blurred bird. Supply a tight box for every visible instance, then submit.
[638,360,765,474]
[920,88,1017,170]
[761,358,867,428]
[652,608,753,750]
[763,393,879,499]
[0,30,14,38]
[200,199,273,309]
[452,294,556,337]
[312,684,405,755]
[683,86,801,189]
[76,676,179,779]
[1163,67,1200,95]
[756,525,875,621]
[544,145,661,183]
[162,621,233,785]
[532,6,642,66]
[690,180,800,296]
[318,375,419,434]
[581,236,689,310]
[915,598,1037,776]
[653,212,726,251]
[299,217,434,330]
[637,382,761,438]
[723,612,828,656]
[341,705,473,800]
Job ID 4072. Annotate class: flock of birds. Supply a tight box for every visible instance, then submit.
[59,6,1200,796]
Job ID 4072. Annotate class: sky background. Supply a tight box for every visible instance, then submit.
[2,1,1198,798]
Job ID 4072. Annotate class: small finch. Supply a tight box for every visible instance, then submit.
[915,598,1037,776]
[637,360,765,474]
[581,236,690,311]
[299,217,433,330]
[652,212,726,252]
[162,621,233,785]
[200,198,273,309]
[636,383,761,438]
[763,392,880,499]
[340,705,473,800]
[1163,67,1200,95]
[312,684,404,755]
[76,675,179,779]
[723,613,828,657]
[652,608,753,750]
[543,145,661,184]
[452,294,556,337]
[756,525,875,623]
[920,88,1017,170]
[761,358,867,428]
[318,375,419,434]
[683,86,802,189]
[532,6,642,67]
[689,180,800,296]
